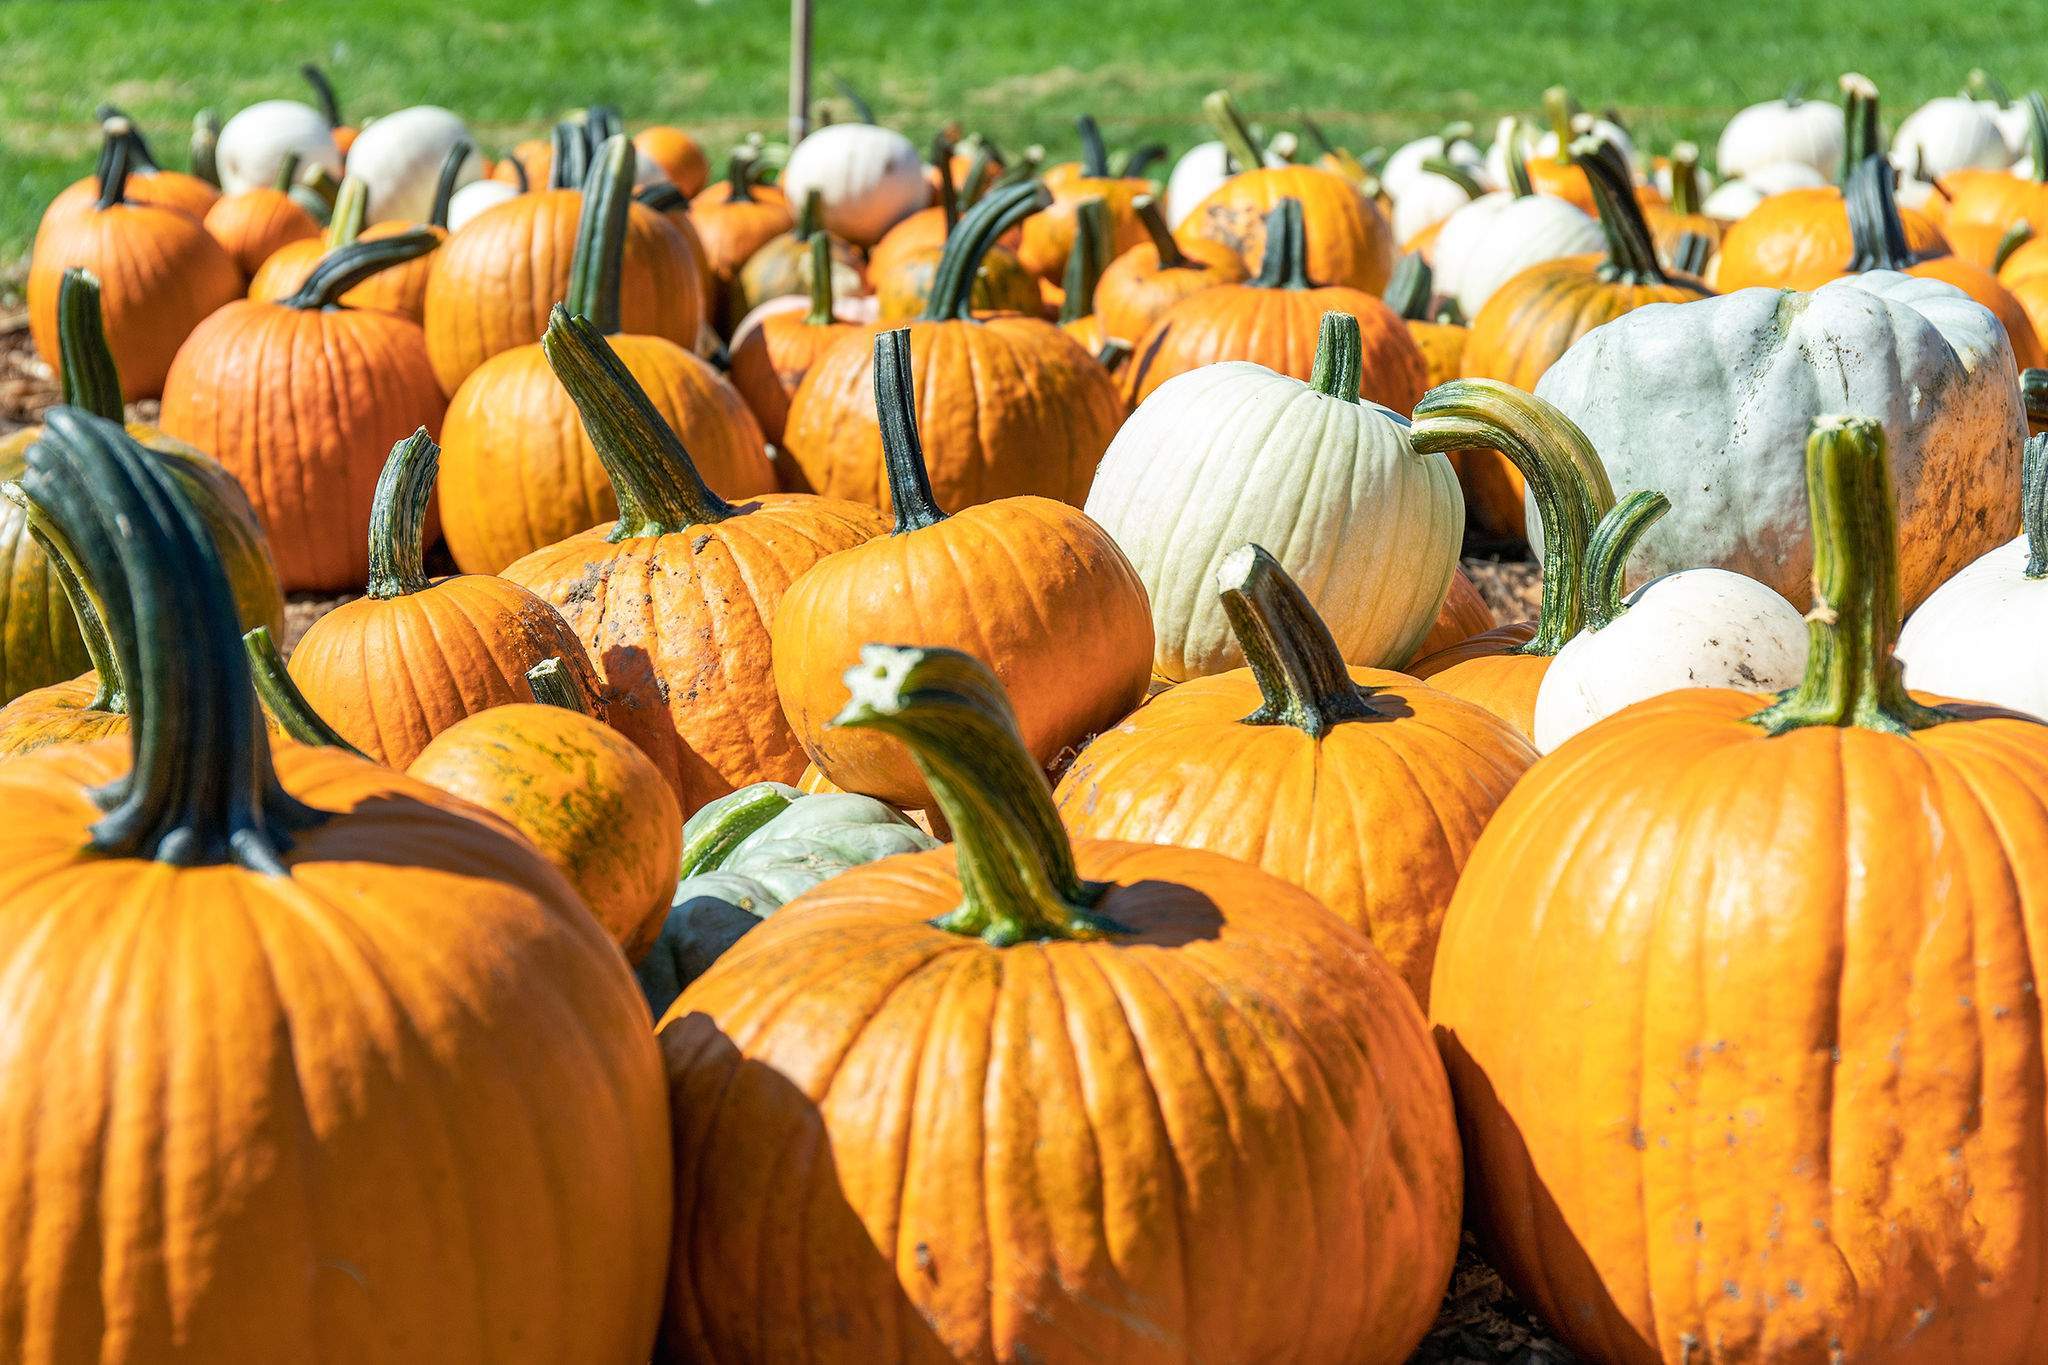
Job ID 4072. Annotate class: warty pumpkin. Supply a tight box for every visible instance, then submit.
[1094,192,1245,343]
[502,308,886,811]
[783,181,1123,512]
[287,428,608,767]
[1124,196,1428,409]
[0,407,670,1363]
[1430,414,2048,1365]
[201,151,321,278]
[659,642,1463,1363]
[771,326,1152,809]
[437,136,771,574]
[729,234,862,447]
[1056,543,1534,1005]
[160,231,449,591]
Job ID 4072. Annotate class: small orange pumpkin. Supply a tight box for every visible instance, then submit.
[35,117,221,240]
[689,149,793,292]
[1013,115,1153,282]
[201,151,321,278]
[728,234,862,447]
[1406,565,1495,665]
[634,124,710,197]
[1934,92,2048,257]
[1094,193,1246,343]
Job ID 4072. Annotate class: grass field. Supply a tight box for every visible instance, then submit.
[4,0,2046,278]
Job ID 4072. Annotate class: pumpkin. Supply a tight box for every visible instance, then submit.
[772,326,1151,807]
[690,149,796,312]
[1391,153,1484,247]
[1090,310,1462,680]
[1642,140,1724,264]
[868,134,981,282]
[729,234,862,447]
[734,188,864,320]
[1896,92,2014,183]
[408,658,682,960]
[1895,428,2048,719]
[423,140,704,395]
[1534,269,2025,612]
[1531,489,1808,753]
[215,94,343,195]
[160,232,450,591]
[660,642,1461,1361]
[1053,195,1114,351]
[1462,137,1710,391]
[286,427,608,767]
[635,124,709,196]
[635,780,937,1015]
[28,128,243,402]
[202,151,321,277]
[869,204,1043,326]
[447,172,521,230]
[502,308,886,810]
[1124,197,1427,409]
[784,182,1122,511]
[0,407,669,1362]
[1414,131,1604,321]
[298,61,356,154]
[1014,117,1152,283]
[343,104,482,222]
[1405,566,1495,666]
[780,121,932,246]
[1430,413,2048,1365]
[244,173,368,299]
[37,118,223,238]
[1716,82,1847,180]
[1518,85,1599,212]
[1384,122,1489,201]
[1925,93,2048,252]
[1405,380,1615,739]
[1094,193,1245,343]
[1057,543,1533,1004]
[437,137,771,574]
[1175,90,1397,293]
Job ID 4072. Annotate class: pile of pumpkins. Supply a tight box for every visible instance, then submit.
[7,61,2048,1365]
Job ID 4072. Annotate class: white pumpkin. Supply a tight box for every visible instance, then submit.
[345,106,482,222]
[445,177,521,232]
[780,124,929,247]
[1533,271,2024,612]
[1893,95,2013,181]
[215,99,342,195]
[1715,93,1846,180]
[1699,160,1829,220]
[1391,167,1480,246]
[1432,191,1603,319]
[1531,491,1808,753]
[1084,314,1463,681]
[1384,129,1489,200]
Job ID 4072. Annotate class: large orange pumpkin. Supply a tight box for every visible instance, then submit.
[1406,565,1495,664]
[34,117,221,240]
[728,234,862,446]
[772,326,1152,809]
[1431,414,2048,1365]
[201,151,321,278]
[0,407,669,1363]
[783,182,1123,513]
[1124,197,1428,408]
[1094,193,1246,343]
[502,309,886,811]
[658,643,1463,1363]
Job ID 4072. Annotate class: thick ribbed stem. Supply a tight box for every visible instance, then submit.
[1058,198,1111,324]
[1205,89,1265,172]
[1843,154,1916,272]
[1576,136,1670,285]
[874,328,947,533]
[96,124,134,210]
[2,479,123,712]
[242,626,364,754]
[959,146,996,208]
[1384,252,1432,322]
[301,63,344,127]
[832,645,1125,945]
[271,151,301,194]
[1218,545,1387,735]
[525,658,589,712]
[1669,142,1705,215]
[1501,117,1535,198]
[428,140,470,228]
[1671,232,1714,277]
[55,269,125,422]
[1250,197,1312,289]
[804,233,837,325]
[1307,311,1363,402]
[1583,490,1670,630]
[718,148,759,204]
[796,187,824,240]
[678,785,797,877]
[283,229,437,309]
[1077,114,1110,177]
[191,110,221,188]
[921,181,1052,322]
[1749,416,1953,735]
[2024,431,2048,579]
[1133,195,1189,267]
[1542,87,1577,165]
[2030,93,2048,185]
[563,134,634,334]
[364,429,438,599]
[322,177,369,246]
[541,306,735,538]
[932,132,960,231]
[1840,73,1880,186]
[550,119,589,191]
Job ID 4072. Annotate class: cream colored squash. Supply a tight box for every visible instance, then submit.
[1715,91,1846,180]
[345,106,482,223]
[1894,95,2013,181]
[1431,189,1602,319]
[779,124,930,246]
[216,99,342,195]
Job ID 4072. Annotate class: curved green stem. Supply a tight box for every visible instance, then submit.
[1133,195,1189,268]
[1844,154,1916,272]
[1409,380,1615,655]
[191,110,222,188]
[1840,73,1881,187]
[635,180,685,214]
[564,133,635,334]
[243,626,364,754]
[1205,89,1265,173]
[1748,416,1953,735]
[1997,221,2034,274]
[799,232,837,326]
[1383,252,1432,321]
[96,124,134,210]
[2,479,124,712]
[828,72,875,124]
[2024,430,2048,579]
[1251,197,1312,289]
[796,186,824,240]
[1583,490,1669,630]
[365,429,438,599]
[283,229,437,309]
[1218,544,1389,734]
[97,107,161,171]
[959,145,996,208]
[428,140,470,229]
[2027,93,2048,186]
[921,181,1051,322]
[715,148,759,204]
[1307,310,1363,403]
[989,145,1046,192]
[323,176,369,247]
[1058,197,1111,324]
[1542,86,1577,165]
[831,644,1125,945]
[550,119,589,191]
[541,306,736,538]
[1120,144,1167,180]
[932,132,960,231]
[1419,155,1483,199]
[1077,114,1111,178]
[1668,141,1705,216]
[55,269,125,422]
[1965,69,2012,104]
[1500,117,1535,198]
[301,63,344,128]
[874,328,946,533]
[270,150,301,195]
[1575,136,1670,285]
[507,153,530,194]
[525,657,589,712]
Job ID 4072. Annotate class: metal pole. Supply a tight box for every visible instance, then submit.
[789,0,813,145]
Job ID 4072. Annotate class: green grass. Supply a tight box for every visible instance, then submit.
[5,0,2046,277]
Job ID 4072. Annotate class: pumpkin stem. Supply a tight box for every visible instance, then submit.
[1843,154,1917,272]
[797,233,837,325]
[427,140,471,229]
[1583,490,1670,630]
[1839,73,1881,186]
[1133,194,1189,268]
[1667,141,1705,215]
[98,108,162,171]
[364,429,439,599]
[191,109,222,188]
[96,121,135,210]
[1996,221,2034,274]
[1058,197,1111,324]
[282,229,437,309]
[2027,93,2048,187]
[1541,87,1578,165]
[1500,117,1535,198]
[1218,544,1390,735]
[2025,367,2048,430]
[2023,430,2048,580]
[541,306,737,537]
[1251,197,1313,289]
[1964,69,2010,104]
[56,269,126,423]
[796,187,825,240]
[550,119,590,191]
[1670,231,1714,278]
[1576,137,1669,285]
[874,328,947,533]
[921,181,1052,322]
[1204,89,1265,173]
[564,134,636,334]
[242,626,364,754]
[300,62,344,128]
[22,409,327,868]
[1384,252,1433,321]
[1307,310,1364,403]
[525,657,590,712]
[1409,380,1614,655]
[932,132,960,232]
[959,145,996,209]
[271,151,302,194]
[833,644,1126,946]
[1748,417,1954,736]
[1419,155,1483,200]
[720,147,760,204]
[323,176,369,247]
[1119,144,1167,180]
[635,180,684,214]
[1077,114,1111,178]
[1,479,125,713]
[293,166,338,225]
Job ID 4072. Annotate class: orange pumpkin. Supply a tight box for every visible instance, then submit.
[1936,91,2048,255]
[1404,380,1615,740]
[635,124,709,196]
[1124,197,1427,409]
[502,309,886,811]
[437,136,772,574]
[729,187,860,314]
[244,173,365,300]
[659,643,1462,1363]
[1406,565,1495,665]
[771,327,1152,809]
[201,151,321,277]
[690,149,793,290]
[1177,91,1396,293]
[1385,249,1467,387]
[729,234,862,447]
[1095,193,1245,343]
[160,232,449,591]
[35,117,221,240]
[28,128,242,401]
[1054,196,1114,352]
[1013,116,1152,282]
[784,182,1123,513]
[1462,138,1710,391]
[1522,86,1597,213]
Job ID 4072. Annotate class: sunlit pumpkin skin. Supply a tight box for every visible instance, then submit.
[729,235,862,446]
[1095,193,1246,343]
[503,309,886,811]
[870,240,1042,323]
[160,233,449,592]
[660,644,1463,1364]
[1383,251,1467,387]
[1431,415,2048,1365]
[247,159,467,323]
[202,165,321,278]
[0,673,126,758]
[1126,196,1427,410]
[689,151,793,287]
[1404,566,1493,665]
[635,124,709,196]
[1016,175,1150,281]
[773,328,1152,809]
[1936,95,2048,251]
[1717,187,1948,292]
[784,183,1123,514]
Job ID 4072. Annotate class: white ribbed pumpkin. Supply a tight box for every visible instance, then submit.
[445,177,521,232]
[780,124,929,246]
[344,106,482,222]
[216,99,343,194]
[1699,159,1829,220]
[1084,312,1463,681]
[1715,92,1846,180]
[1431,190,1602,318]
[1392,167,1481,246]
[1893,95,2013,181]
[1384,129,1489,200]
